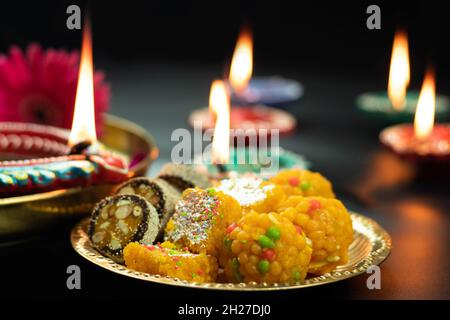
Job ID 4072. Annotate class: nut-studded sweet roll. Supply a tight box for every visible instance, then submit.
[88,194,159,263]
[116,177,180,239]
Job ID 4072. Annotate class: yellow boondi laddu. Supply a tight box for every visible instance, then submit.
[123,242,218,283]
[269,169,335,198]
[248,182,286,213]
[223,211,312,284]
[164,188,242,267]
[215,175,286,214]
[277,196,353,275]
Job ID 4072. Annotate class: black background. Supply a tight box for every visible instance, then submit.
[1,0,450,85]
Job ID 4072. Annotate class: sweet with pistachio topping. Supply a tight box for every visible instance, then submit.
[164,188,242,267]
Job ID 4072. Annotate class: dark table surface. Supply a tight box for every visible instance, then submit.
[1,62,449,301]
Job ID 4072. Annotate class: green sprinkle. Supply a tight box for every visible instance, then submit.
[223,237,232,249]
[234,271,243,282]
[293,271,301,281]
[258,235,275,248]
[266,227,281,241]
[192,273,197,278]
[300,182,311,190]
[207,188,216,196]
[176,261,183,266]
[241,240,247,244]
[258,260,270,274]
[231,257,240,271]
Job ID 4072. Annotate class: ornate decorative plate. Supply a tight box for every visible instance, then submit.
[71,212,391,291]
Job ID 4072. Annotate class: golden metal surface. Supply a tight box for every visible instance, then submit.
[0,114,158,239]
[71,212,391,291]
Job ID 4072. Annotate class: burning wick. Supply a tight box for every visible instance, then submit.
[66,18,96,158]
[68,139,103,157]
[379,65,450,170]
[69,17,97,149]
[0,16,130,197]
[216,163,227,174]
[69,140,93,155]
[68,17,127,170]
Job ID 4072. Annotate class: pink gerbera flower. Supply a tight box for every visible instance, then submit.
[0,44,110,135]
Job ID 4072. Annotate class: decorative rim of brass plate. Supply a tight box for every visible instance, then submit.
[71,212,392,291]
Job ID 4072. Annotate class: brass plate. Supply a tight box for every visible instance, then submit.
[71,212,391,291]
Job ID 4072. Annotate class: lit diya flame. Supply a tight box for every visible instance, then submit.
[209,80,230,165]
[388,30,410,111]
[229,27,253,93]
[69,19,97,147]
[380,67,450,163]
[414,68,436,139]
[0,19,129,196]
[67,20,127,170]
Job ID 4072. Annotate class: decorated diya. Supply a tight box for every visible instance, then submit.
[380,68,450,172]
[227,27,302,107]
[189,105,297,137]
[356,91,449,124]
[0,24,157,239]
[230,76,303,107]
[189,27,298,136]
[0,115,157,239]
[196,146,309,177]
[191,81,308,177]
[356,29,450,124]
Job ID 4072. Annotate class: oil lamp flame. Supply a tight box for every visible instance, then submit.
[229,27,253,93]
[209,80,230,164]
[69,20,97,147]
[388,30,410,111]
[414,68,436,139]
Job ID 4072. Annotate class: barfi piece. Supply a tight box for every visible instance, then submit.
[164,188,242,266]
[124,242,218,283]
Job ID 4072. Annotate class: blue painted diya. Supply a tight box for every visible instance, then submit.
[229,76,303,107]
[356,91,450,124]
